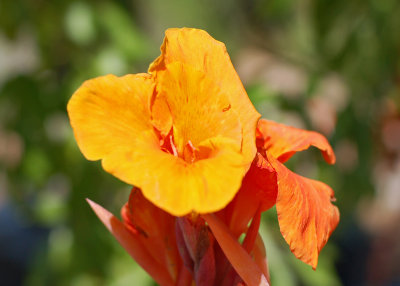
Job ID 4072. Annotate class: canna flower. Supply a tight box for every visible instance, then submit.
[68,28,260,216]
[68,27,339,286]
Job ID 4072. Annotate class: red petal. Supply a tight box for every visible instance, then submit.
[242,153,278,212]
[257,119,336,164]
[225,153,278,237]
[86,199,175,286]
[266,154,340,269]
[123,188,181,281]
[203,214,270,286]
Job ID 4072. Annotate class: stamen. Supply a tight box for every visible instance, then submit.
[183,140,197,163]
[170,135,179,157]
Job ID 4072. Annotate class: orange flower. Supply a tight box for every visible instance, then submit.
[68,28,260,216]
[68,28,339,285]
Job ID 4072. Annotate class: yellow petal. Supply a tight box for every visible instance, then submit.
[67,73,155,161]
[149,28,260,164]
[154,62,243,155]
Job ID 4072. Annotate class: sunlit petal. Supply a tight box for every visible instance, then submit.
[67,73,155,161]
[103,137,247,216]
[149,28,260,164]
[154,61,243,154]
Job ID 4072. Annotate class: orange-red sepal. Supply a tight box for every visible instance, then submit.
[122,187,181,281]
[87,199,174,286]
[203,213,270,286]
[267,154,340,269]
[257,119,336,164]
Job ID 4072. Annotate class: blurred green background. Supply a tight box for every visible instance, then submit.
[1,0,400,285]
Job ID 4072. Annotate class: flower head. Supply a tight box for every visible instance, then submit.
[69,28,339,285]
[68,28,260,216]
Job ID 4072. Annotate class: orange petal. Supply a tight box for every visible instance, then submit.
[203,214,270,286]
[126,136,248,216]
[154,61,243,155]
[149,28,260,164]
[67,73,155,161]
[86,199,174,286]
[267,154,340,269]
[68,72,246,216]
[257,119,336,164]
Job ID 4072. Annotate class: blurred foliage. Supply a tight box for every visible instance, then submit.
[1,0,400,285]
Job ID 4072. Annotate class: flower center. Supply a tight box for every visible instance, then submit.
[159,132,199,163]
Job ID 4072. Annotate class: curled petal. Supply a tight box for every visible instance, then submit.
[149,28,260,164]
[267,154,340,269]
[86,199,174,286]
[257,119,336,164]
